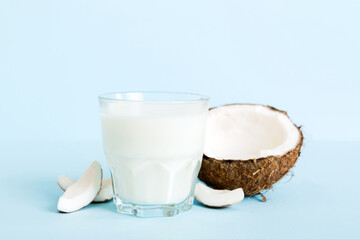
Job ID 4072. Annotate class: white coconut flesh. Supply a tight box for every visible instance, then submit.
[93,178,113,202]
[204,104,300,160]
[57,175,75,191]
[57,161,102,213]
[57,175,113,203]
[195,182,244,207]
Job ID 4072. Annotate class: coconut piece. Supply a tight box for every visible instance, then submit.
[93,178,113,202]
[57,175,113,203]
[195,182,244,208]
[57,161,102,213]
[57,175,75,191]
[198,104,303,196]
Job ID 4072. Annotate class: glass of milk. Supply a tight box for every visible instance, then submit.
[99,92,209,217]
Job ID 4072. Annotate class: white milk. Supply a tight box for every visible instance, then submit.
[101,108,207,205]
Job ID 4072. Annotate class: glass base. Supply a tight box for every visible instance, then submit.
[113,195,194,217]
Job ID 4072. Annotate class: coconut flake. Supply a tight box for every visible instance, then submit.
[57,175,75,191]
[195,182,244,207]
[94,178,113,202]
[57,161,102,213]
[57,175,113,203]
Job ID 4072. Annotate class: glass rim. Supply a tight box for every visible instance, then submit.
[98,91,209,104]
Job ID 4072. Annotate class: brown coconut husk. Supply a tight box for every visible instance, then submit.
[198,104,304,196]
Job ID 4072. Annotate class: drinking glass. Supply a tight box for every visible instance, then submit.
[99,92,209,217]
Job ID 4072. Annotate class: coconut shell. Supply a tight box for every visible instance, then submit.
[198,105,304,196]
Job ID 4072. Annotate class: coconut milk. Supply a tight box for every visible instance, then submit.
[101,112,207,205]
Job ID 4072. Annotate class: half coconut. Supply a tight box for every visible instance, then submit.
[198,104,303,196]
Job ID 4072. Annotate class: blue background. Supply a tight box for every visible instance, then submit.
[1,0,359,239]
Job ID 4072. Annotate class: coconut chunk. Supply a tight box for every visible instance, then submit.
[57,161,102,213]
[57,175,75,191]
[57,175,113,203]
[195,182,244,208]
[93,178,113,202]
